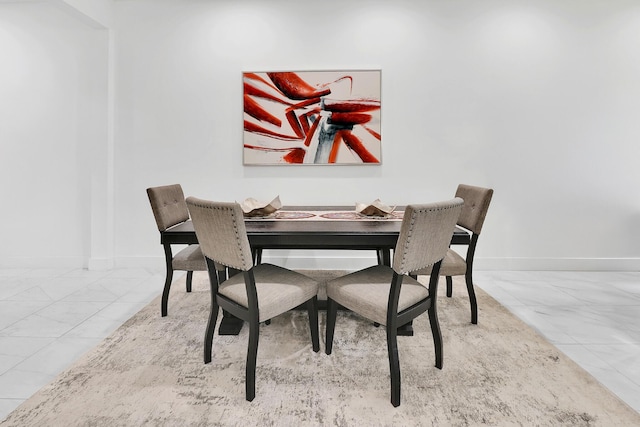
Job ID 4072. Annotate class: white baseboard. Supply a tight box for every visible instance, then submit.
[0,256,86,269]
[87,257,115,271]
[114,255,640,272]
[257,254,378,271]
[3,255,639,272]
[115,254,378,272]
[476,257,640,271]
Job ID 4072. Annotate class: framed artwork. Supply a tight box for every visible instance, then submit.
[243,70,381,165]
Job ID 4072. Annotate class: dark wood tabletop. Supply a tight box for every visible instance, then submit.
[162,206,471,250]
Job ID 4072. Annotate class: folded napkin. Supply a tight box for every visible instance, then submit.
[240,196,282,217]
[355,199,396,217]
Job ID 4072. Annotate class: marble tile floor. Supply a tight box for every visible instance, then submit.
[0,267,163,421]
[0,269,639,421]
[475,270,640,414]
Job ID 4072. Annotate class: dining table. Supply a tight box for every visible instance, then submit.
[161,206,471,336]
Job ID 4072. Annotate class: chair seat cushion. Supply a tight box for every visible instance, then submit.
[219,263,319,322]
[172,244,207,271]
[326,265,429,326]
[411,249,466,277]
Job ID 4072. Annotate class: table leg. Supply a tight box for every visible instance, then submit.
[216,267,244,335]
[253,248,263,265]
[397,323,414,336]
[218,312,244,335]
[377,248,391,266]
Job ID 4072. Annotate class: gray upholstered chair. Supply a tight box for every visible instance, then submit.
[411,184,493,324]
[325,198,463,407]
[147,184,207,317]
[186,197,320,402]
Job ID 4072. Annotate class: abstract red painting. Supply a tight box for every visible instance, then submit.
[243,70,381,165]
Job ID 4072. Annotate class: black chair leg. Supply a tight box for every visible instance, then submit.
[307,296,320,352]
[204,300,219,364]
[252,248,263,265]
[186,271,193,292]
[161,268,174,317]
[386,324,401,407]
[466,272,478,324]
[428,305,443,369]
[246,319,259,401]
[325,298,338,355]
[446,276,453,297]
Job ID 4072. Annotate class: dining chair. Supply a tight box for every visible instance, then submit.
[325,198,463,407]
[411,184,493,324]
[186,197,320,402]
[147,184,207,317]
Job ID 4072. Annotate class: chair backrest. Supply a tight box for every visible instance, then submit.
[455,184,493,235]
[393,198,464,274]
[147,184,190,232]
[186,197,254,272]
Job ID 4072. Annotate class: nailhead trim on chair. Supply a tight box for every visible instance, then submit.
[188,200,251,271]
[230,205,250,271]
[396,209,417,272]
[396,203,463,274]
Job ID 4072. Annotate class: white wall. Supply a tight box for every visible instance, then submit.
[115,0,640,271]
[2,0,640,270]
[0,2,109,268]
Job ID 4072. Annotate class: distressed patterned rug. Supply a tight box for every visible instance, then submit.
[2,271,639,426]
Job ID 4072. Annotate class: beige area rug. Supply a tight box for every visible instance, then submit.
[2,271,639,426]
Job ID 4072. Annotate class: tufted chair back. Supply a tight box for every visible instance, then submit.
[186,197,254,272]
[392,198,464,275]
[454,184,493,234]
[147,184,190,231]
